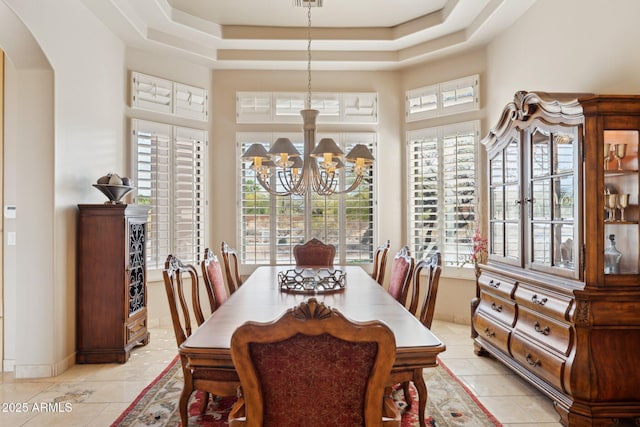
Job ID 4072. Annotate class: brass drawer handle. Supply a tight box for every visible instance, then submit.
[534,321,550,336]
[531,294,548,305]
[484,327,495,338]
[490,302,503,312]
[525,353,541,367]
[489,280,501,289]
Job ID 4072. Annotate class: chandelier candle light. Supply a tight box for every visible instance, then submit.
[241,0,375,196]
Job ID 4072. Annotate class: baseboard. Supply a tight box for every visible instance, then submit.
[13,352,76,378]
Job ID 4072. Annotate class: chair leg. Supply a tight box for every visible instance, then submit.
[180,383,193,426]
[402,381,412,409]
[200,392,211,414]
[413,369,428,427]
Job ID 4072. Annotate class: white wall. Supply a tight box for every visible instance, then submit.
[485,0,640,123]
[2,0,126,377]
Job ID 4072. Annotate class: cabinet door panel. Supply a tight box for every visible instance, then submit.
[603,130,639,276]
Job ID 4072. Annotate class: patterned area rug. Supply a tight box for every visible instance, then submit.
[112,356,501,427]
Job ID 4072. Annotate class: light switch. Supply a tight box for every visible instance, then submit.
[7,232,16,246]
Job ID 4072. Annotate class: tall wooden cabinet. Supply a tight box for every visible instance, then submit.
[472,92,640,426]
[77,204,151,363]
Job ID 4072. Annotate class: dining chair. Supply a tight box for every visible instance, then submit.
[292,237,336,268]
[386,245,415,308]
[162,254,239,427]
[392,252,442,426]
[372,239,390,286]
[201,247,228,311]
[228,298,401,427]
[221,241,243,294]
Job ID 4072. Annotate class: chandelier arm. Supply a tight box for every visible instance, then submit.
[309,158,337,195]
[317,173,367,196]
[278,169,306,196]
[277,170,294,193]
[332,174,366,194]
[256,170,292,196]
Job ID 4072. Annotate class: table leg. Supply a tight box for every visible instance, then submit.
[413,368,428,427]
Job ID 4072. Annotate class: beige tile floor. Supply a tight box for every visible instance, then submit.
[0,320,563,426]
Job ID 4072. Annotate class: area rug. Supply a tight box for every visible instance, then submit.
[112,356,501,426]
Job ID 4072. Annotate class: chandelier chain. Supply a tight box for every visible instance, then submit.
[307,2,312,109]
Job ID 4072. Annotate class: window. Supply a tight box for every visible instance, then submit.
[236,92,377,124]
[238,132,376,265]
[131,72,208,121]
[132,119,206,269]
[406,75,479,122]
[407,121,479,272]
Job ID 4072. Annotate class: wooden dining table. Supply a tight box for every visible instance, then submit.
[179,265,446,427]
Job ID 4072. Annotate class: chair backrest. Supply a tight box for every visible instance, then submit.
[292,238,336,268]
[408,252,442,329]
[230,298,396,427]
[387,245,415,307]
[221,241,243,294]
[371,240,390,286]
[163,254,211,347]
[201,247,228,311]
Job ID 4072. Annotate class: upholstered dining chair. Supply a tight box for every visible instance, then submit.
[386,245,415,308]
[163,255,239,427]
[201,247,228,311]
[391,252,442,426]
[292,237,336,268]
[221,241,243,294]
[228,298,401,427]
[372,239,391,286]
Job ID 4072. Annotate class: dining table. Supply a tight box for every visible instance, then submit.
[179,265,446,427]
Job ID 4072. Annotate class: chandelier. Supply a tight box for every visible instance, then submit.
[241,0,375,196]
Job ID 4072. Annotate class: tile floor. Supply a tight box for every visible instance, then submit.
[0,320,563,426]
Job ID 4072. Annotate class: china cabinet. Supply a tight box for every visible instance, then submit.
[76,204,151,363]
[472,92,640,426]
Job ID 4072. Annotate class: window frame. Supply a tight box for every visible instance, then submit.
[405,75,479,122]
[236,92,378,124]
[131,118,207,271]
[406,120,480,279]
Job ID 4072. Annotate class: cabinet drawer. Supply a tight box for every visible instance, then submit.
[511,332,565,392]
[477,291,517,327]
[514,284,573,320]
[126,316,147,344]
[474,312,511,355]
[477,272,516,300]
[515,307,573,355]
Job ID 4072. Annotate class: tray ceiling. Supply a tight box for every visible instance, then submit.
[81,0,536,70]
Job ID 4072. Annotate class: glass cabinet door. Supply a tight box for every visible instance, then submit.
[527,125,579,277]
[603,130,639,275]
[489,132,521,265]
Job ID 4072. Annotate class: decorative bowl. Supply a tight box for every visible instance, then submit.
[278,268,346,294]
[93,184,135,204]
